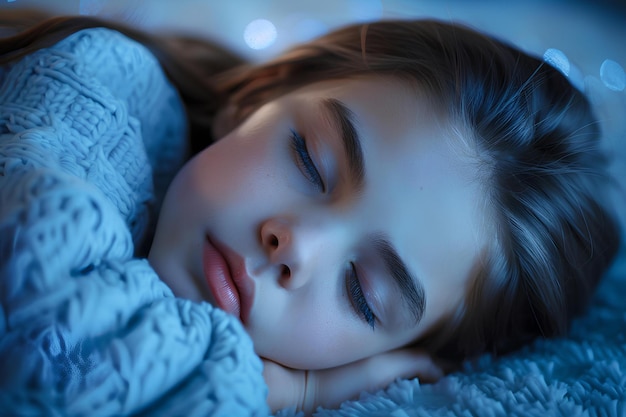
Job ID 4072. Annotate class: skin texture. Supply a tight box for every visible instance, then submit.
[149,76,489,384]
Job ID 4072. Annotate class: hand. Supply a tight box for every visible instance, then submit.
[262,348,443,415]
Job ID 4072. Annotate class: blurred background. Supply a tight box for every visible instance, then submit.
[1,1,624,70]
[2,0,625,227]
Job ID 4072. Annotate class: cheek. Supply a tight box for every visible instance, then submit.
[191,133,294,210]
[248,295,384,370]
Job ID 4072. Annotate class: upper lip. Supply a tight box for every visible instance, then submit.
[207,235,254,324]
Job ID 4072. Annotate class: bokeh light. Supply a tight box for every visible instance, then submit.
[543,48,570,77]
[600,59,625,92]
[243,19,277,50]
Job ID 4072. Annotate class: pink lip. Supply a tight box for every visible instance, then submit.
[202,235,253,323]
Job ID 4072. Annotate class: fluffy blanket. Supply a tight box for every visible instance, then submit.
[1,27,625,417]
[0,28,268,416]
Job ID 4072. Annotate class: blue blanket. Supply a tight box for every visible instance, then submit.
[0,28,268,416]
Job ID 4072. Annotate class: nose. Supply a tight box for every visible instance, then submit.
[259,217,312,290]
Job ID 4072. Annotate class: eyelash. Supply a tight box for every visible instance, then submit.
[290,130,326,193]
[347,263,376,330]
[290,131,374,328]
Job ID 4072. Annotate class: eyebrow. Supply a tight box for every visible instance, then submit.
[320,98,365,191]
[371,234,426,325]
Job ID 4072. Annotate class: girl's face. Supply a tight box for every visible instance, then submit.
[149,77,489,370]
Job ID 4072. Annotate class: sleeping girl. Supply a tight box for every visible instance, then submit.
[0,11,620,415]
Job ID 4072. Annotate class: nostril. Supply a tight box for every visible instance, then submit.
[280,264,291,279]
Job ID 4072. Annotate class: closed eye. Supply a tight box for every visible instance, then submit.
[347,262,376,330]
[290,129,326,193]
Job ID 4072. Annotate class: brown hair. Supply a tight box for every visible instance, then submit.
[1,13,620,363]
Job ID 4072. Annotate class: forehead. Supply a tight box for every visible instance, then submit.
[289,76,490,326]
[288,76,484,218]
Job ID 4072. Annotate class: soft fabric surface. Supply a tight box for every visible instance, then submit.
[1,26,625,417]
[0,28,267,416]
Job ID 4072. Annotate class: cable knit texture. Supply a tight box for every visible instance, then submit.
[0,28,268,416]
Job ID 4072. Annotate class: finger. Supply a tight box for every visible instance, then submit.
[262,359,307,413]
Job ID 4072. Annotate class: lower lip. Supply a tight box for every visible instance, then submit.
[202,237,241,318]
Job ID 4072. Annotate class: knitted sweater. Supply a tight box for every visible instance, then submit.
[0,28,268,416]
